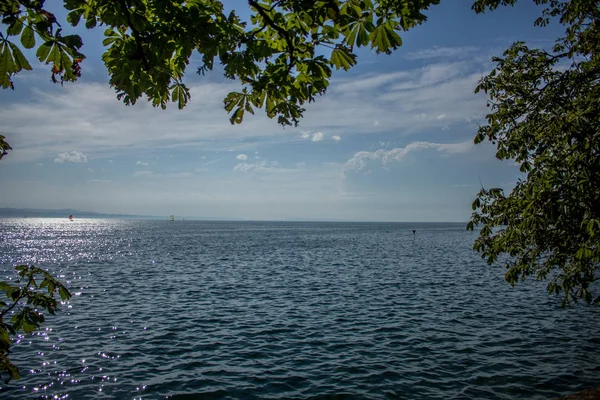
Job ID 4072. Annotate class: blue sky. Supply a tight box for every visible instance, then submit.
[0,1,562,221]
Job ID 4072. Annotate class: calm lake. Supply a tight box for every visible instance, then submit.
[0,219,599,399]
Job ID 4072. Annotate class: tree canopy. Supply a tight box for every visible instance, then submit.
[468,0,600,306]
[0,0,438,126]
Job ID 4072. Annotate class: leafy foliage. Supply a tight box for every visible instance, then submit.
[0,1,84,88]
[0,134,11,160]
[0,265,71,383]
[467,0,600,306]
[1,0,439,128]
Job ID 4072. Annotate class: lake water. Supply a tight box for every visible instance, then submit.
[0,219,599,399]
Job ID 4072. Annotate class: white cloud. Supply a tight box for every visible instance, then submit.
[300,131,326,142]
[236,153,248,160]
[331,135,341,142]
[0,58,491,164]
[344,140,474,171]
[311,62,487,138]
[234,160,300,174]
[54,151,87,163]
[436,114,446,120]
[335,71,411,93]
[136,160,149,166]
[0,81,295,163]
[108,160,113,163]
[311,132,324,142]
[405,46,479,60]
[234,162,272,173]
[133,170,193,178]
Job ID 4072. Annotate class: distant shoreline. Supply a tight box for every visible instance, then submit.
[0,208,469,223]
[0,207,155,220]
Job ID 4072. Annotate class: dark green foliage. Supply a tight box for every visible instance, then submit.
[0,0,439,128]
[468,0,600,306]
[0,135,11,160]
[0,265,72,383]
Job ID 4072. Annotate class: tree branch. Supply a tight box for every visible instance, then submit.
[248,0,296,71]
[118,0,150,70]
[0,274,33,319]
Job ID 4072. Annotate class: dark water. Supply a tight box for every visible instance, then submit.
[0,219,599,399]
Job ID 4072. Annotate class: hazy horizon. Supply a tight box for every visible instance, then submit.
[0,207,472,223]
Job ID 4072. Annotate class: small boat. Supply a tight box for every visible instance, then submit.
[170,215,174,221]
[69,214,73,221]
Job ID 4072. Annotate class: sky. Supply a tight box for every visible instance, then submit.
[0,0,564,221]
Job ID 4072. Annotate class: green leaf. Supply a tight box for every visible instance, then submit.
[370,24,402,54]
[10,289,21,301]
[357,24,370,47]
[36,42,53,63]
[230,107,244,124]
[0,352,21,382]
[21,320,35,334]
[0,43,16,82]
[85,16,97,29]
[170,83,189,110]
[224,92,243,113]
[345,25,359,48]
[67,10,83,27]
[0,281,16,292]
[0,328,10,349]
[330,47,356,70]
[61,35,83,50]
[575,247,592,260]
[345,21,372,49]
[8,43,32,71]
[322,25,339,40]
[20,26,35,49]
[7,19,24,36]
[48,43,61,67]
[58,287,70,301]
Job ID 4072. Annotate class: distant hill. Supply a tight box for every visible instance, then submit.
[0,208,159,219]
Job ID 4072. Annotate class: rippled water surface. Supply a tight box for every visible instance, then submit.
[0,219,599,399]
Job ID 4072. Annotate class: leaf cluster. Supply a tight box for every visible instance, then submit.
[0,265,71,383]
[0,0,85,89]
[468,0,600,306]
[1,0,439,128]
[0,134,12,160]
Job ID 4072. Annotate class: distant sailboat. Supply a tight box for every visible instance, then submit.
[170,215,174,221]
[69,214,73,221]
